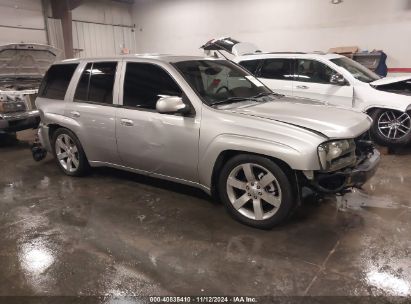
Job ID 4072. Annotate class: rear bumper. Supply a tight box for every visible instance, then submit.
[0,110,40,133]
[37,124,52,152]
[311,148,380,193]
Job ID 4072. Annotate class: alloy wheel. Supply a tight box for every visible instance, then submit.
[55,134,80,173]
[226,163,282,221]
[377,110,411,140]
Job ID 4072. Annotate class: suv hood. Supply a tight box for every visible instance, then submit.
[228,98,372,139]
[201,37,260,56]
[369,76,411,97]
[0,43,61,79]
[370,76,411,86]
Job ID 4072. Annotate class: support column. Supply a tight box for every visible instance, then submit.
[50,0,83,58]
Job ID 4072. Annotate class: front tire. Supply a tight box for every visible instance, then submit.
[52,128,89,176]
[218,154,296,229]
[370,109,411,147]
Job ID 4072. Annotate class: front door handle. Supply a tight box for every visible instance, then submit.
[70,111,80,118]
[120,118,134,127]
[296,85,309,90]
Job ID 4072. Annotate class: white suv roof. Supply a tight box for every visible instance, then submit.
[235,52,345,61]
[200,37,345,61]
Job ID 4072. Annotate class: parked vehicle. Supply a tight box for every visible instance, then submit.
[202,38,411,147]
[35,55,379,228]
[0,44,60,134]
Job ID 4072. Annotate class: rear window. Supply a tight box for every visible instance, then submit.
[38,64,78,100]
[238,60,261,74]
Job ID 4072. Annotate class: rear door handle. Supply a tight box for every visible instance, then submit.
[70,111,80,118]
[296,85,309,90]
[120,118,134,127]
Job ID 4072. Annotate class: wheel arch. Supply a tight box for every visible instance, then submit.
[199,134,321,196]
[365,105,409,115]
[366,106,411,117]
[46,124,89,160]
[42,113,82,149]
[47,123,62,143]
[209,149,295,201]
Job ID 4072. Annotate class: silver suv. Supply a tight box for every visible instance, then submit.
[35,55,380,228]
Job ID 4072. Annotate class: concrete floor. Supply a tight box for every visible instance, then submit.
[0,130,410,300]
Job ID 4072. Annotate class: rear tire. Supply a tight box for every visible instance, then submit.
[370,109,411,147]
[218,154,296,229]
[52,128,89,176]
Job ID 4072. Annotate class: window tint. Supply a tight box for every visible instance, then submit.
[74,62,117,104]
[88,62,117,103]
[74,63,91,101]
[295,59,335,84]
[123,62,182,110]
[238,60,261,74]
[259,59,293,80]
[38,64,78,100]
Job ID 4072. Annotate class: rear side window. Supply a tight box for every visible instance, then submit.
[123,62,182,110]
[74,62,117,104]
[238,60,261,74]
[38,64,78,100]
[259,59,293,80]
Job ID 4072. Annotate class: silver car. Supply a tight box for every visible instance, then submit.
[35,55,380,229]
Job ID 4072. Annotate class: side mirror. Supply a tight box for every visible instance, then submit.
[156,96,190,114]
[330,73,346,86]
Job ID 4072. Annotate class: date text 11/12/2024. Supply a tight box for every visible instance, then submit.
[149,296,258,303]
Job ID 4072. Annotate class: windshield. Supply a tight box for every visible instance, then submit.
[173,60,272,106]
[330,57,380,83]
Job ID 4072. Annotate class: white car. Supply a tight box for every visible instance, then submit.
[202,38,411,147]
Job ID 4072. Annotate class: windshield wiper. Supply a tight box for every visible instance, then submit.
[251,92,281,98]
[209,91,282,106]
[209,96,258,106]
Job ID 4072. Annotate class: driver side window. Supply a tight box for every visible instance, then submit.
[295,59,336,84]
[123,62,183,110]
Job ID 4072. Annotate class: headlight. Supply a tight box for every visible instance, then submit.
[318,139,355,171]
[0,101,26,113]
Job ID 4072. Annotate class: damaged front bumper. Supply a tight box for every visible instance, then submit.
[0,110,40,133]
[307,148,380,194]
